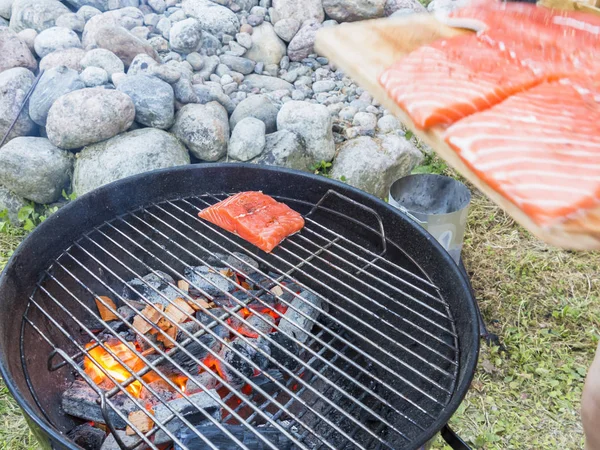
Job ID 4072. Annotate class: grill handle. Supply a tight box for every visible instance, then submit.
[307,189,387,254]
[441,425,472,450]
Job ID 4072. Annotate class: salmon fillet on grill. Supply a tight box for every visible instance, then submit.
[198,192,305,253]
[444,79,600,227]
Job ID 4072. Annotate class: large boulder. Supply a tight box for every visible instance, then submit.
[169,17,202,53]
[46,88,135,149]
[33,26,81,58]
[228,117,266,162]
[9,0,69,33]
[244,22,286,66]
[250,130,311,171]
[229,94,278,134]
[0,137,74,204]
[80,48,125,75]
[330,135,423,198]
[0,28,36,73]
[73,128,190,196]
[82,7,144,47]
[29,66,85,126]
[271,0,324,24]
[0,67,36,143]
[322,0,386,21]
[94,25,159,67]
[39,47,86,71]
[117,74,175,129]
[170,102,229,161]
[277,101,335,163]
[287,20,321,62]
[182,0,240,36]
[0,0,13,19]
[0,186,27,226]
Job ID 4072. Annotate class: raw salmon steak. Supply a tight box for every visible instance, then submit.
[198,192,305,253]
[379,34,545,129]
[444,80,600,227]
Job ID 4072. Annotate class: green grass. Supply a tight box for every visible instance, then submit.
[0,167,599,448]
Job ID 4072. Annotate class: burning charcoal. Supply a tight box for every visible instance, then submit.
[186,371,220,392]
[268,332,300,372]
[140,379,179,404]
[161,334,221,375]
[246,272,281,290]
[279,282,303,302]
[153,390,221,446]
[194,308,230,340]
[239,313,275,339]
[67,424,106,450]
[62,381,138,428]
[252,368,285,391]
[247,291,277,310]
[124,271,181,307]
[175,424,293,450]
[136,331,159,353]
[99,430,141,450]
[184,266,236,297]
[278,291,325,344]
[211,294,237,308]
[206,251,260,275]
[117,305,137,322]
[236,337,271,371]
[212,341,257,388]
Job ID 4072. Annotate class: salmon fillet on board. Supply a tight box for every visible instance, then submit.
[198,192,305,253]
[444,79,600,227]
[379,34,545,129]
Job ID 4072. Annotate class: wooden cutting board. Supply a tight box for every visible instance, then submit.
[314,13,600,251]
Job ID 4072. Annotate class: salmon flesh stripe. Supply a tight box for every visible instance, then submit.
[444,80,600,227]
[379,34,545,129]
[198,192,305,253]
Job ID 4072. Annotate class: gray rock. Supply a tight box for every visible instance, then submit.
[168,9,186,21]
[427,0,468,13]
[243,73,292,91]
[0,27,36,73]
[287,19,321,62]
[16,28,35,52]
[9,0,69,33]
[271,0,324,24]
[155,16,170,37]
[117,74,174,129]
[33,26,81,58]
[169,17,202,53]
[107,0,139,9]
[339,105,357,121]
[182,0,240,36]
[0,0,13,19]
[150,64,181,83]
[0,137,73,203]
[94,25,159,67]
[73,128,190,196]
[185,51,203,70]
[143,12,159,27]
[148,0,166,13]
[247,14,263,26]
[55,13,85,32]
[219,54,255,74]
[29,66,85,126]
[0,68,35,143]
[353,111,377,131]
[330,135,423,198]
[227,40,245,57]
[244,22,285,66]
[277,100,334,163]
[127,52,158,75]
[82,7,144,48]
[273,17,299,42]
[250,129,310,170]
[237,0,259,10]
[235,31,252,49]
[377,114,400,133]
[0,186,27,226]
[229,94,278,133]
[148,35,169,52]
[170,102,229,161]
[323,0,386,21]
[312,80,335,94]
[80,66,108,86]
[129,25,149,40]
[228,117,265,161]
[81,48,125,76]
[77,6,102,21]
[172,76,198,103]
[240,23,253,34]
[0,16,6,26]
[385,0,425,15]
[199,31,220,55]
[111,72,126,85]
[46,88,135,149]
[41,48,86,73]
[198,54,219,78]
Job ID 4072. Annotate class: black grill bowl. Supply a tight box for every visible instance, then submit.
[0,164,479,450]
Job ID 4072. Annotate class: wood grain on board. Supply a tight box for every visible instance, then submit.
[314,14,600,250]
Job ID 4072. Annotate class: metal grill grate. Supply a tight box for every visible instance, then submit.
[20,191,460,450]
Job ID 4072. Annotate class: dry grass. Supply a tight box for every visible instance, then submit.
[0,183,599,449]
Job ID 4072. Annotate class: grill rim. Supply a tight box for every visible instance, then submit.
[0,163,480,450]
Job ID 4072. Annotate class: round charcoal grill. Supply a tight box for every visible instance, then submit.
[0,165,479,450]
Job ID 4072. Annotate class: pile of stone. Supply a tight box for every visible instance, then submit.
[0,0,444,225]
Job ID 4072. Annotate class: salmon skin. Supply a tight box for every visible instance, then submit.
[379,35,544,129]
[444,80,600,227]
[198,192,305,253]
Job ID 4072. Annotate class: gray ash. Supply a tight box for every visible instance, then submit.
[267,332,300,372]
[123,271,181,307]
[184,266,236,297]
